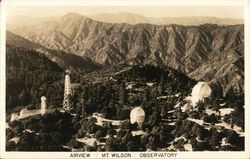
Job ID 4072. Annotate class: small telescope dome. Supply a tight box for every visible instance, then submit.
[66,69,70,74]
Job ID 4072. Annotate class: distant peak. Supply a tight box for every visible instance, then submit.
[117,12,139,15]
[62,12,83,19]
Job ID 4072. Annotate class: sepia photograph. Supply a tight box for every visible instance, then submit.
[0,0,249,158]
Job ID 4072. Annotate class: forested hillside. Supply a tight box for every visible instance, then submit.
[6,63,244,151]
[6,45,64,114]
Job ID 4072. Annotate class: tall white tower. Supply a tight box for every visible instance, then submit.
[63,69,73,111]
[41,96,47,115]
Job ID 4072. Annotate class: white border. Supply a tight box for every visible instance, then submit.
[0,0,249,159]
[0,0,7,158]
[2,0,248,6]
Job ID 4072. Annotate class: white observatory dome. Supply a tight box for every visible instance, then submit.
[66,69,70,74]
[191,82,212,105]
[41,96,46,101]
[130,107,145,124]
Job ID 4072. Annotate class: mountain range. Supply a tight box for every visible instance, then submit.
[6,12,244,96]
[90,12,243,25]
[7,12,243,26]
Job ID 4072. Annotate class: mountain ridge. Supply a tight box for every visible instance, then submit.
[7,13,244,96]
[90,12,243,25]
[6,31,102,72]
[7,12,243,26]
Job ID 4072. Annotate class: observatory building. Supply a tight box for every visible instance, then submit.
[9,95,63,122]
[130,107,145,125]
[191,82,212,106]
[41,96,47,115]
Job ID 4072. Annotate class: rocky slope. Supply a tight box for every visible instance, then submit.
[6,31,101,72]
[6,31,43,49]
[7,13,244,95]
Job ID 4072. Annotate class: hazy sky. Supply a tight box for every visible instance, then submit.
[7,6,243,19]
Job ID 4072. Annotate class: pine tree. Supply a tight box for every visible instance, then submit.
[120,83,127,106]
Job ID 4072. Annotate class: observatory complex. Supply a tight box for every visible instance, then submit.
[10,69,212,135]
[10,70,73,122]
